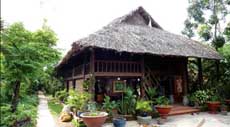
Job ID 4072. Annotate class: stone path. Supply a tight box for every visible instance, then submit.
[36,92,56,127]
[103,112,230,127]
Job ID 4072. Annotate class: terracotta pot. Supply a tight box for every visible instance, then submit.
[80,112,108,127]
[155,105,172,119]
[207,101,220,114]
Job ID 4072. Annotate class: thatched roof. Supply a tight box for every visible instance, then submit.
[58,6,221,67]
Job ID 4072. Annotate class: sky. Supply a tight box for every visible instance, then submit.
[2,0,189,55]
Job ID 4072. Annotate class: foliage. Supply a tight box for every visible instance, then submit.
[0,95,38,127]
[67,90,91,111]
[48,98,63,116]
[191,90,209,105]
[55,89,68,102]
[1,21,61,113]
[155,96,170,106]
[117,87,137,115]
[145,87,157,101]
[82,80,90,91]
[135,100,152,112]
[102,96,117,115]
[182,0,229,49]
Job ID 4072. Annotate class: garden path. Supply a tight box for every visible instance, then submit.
[36,92,56,127]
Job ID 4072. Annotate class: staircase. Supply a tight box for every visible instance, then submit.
[169,105,200,116]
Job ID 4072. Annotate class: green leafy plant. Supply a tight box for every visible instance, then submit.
[136,100,152,112]
[145,87,157,102]
[55,89,68,102]
[117,87,137,115]
[82,80,90,91]
[155,96,170,106]
[191,90,209,105]
[102,96,117,115]
[67,90,91,111]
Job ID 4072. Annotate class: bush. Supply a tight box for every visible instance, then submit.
[55,89,68,102]
[67,90,91,111]
[0,95,38,127]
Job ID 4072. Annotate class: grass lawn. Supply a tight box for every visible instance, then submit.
[48,99,63,116]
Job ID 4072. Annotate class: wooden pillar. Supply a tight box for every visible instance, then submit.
[82,52,86,79]
[66,80,69,92]
[90,49,95,75]
[197,58,203,89]
[184,58,189,94]
[215,60,220,82]
[140,56,145,98]
[89,49,95,98]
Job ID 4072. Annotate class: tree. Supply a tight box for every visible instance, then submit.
[1,22,60,112]
[182,0,230,49]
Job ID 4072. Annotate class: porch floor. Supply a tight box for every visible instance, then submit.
[169,105,200,116]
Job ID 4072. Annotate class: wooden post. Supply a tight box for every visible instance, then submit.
[140,56,145,98]
[197,58,203,89]
[215,60,220,82]
[66,80,69,92]
[185,58,189,93]
[90,49,95,99]
[82,52,86,79]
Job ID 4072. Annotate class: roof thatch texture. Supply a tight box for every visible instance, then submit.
[58,6,221,67]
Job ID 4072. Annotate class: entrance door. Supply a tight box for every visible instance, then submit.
[173,76,183,103]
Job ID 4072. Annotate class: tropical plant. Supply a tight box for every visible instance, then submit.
[136,100,152,113]
[83,80,90,91]
[145,87,157,101]
[67,90,91,111]
[118,87,137,115]
[155,96,170,106]
[191,90,209,105]
[55,89,68,102]
[102,96,117,115]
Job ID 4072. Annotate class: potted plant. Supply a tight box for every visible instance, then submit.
[136,100,152,125]
[220,104,228,115]
[112,116,126,127]
[155,96,172,119]
[80,111,108,127]
[192,90,210,107]
[81,102,108,127]
[117,87,136,120]
[102,96,118,116]
[67,90,91,117]
[207,95,221,114]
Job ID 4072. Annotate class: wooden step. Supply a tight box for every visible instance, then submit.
[169,105,200,116]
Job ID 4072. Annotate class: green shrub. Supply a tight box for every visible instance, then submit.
[67,90,91,111]
[136,100,152,112]
[155,96,170,106]
[55,89,68,102]
[117,87,136,115]
[0,95,38,127]
[102,96,117,115]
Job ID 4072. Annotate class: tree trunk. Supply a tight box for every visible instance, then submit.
[11,80,20,112]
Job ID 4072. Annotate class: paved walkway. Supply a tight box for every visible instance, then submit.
[103,112,230,127]
[36,92,56,127]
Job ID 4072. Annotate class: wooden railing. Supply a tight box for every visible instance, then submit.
[95,60,141,73]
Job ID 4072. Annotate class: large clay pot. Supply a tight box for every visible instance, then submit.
[207,101,220,114]
[155,105,172,119]
[80,112,108,127]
